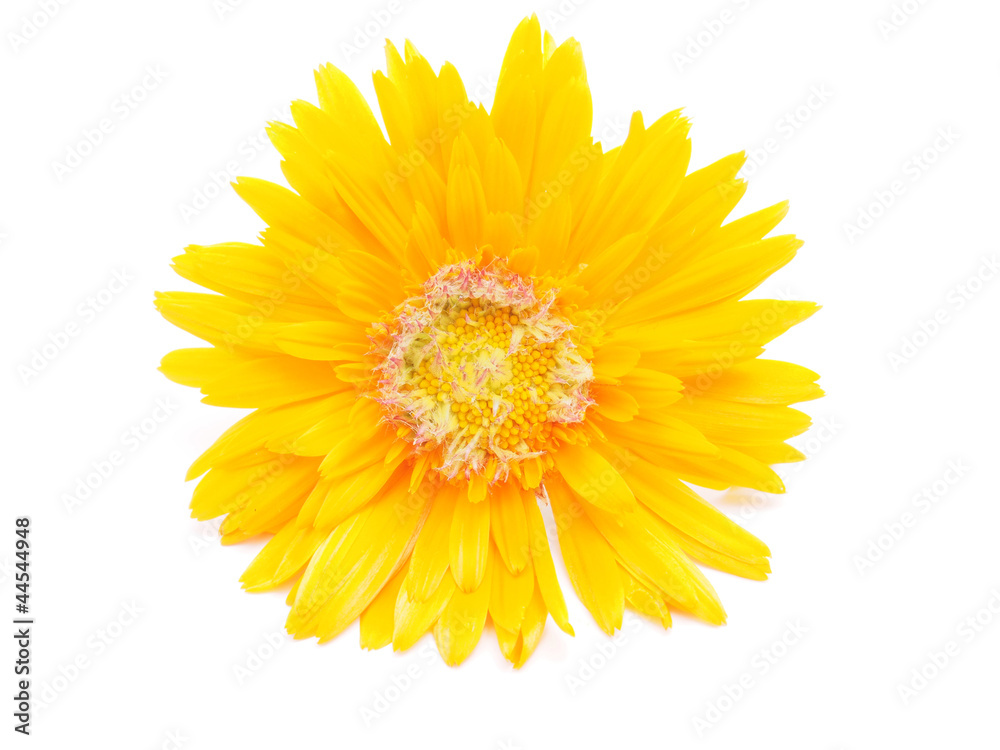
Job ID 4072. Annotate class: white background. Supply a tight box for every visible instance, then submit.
[3,0,999,747]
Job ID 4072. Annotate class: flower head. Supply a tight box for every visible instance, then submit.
[157,15,821,667]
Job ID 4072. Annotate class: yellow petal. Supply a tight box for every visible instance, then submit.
[489,547,534,633]
[497,584,549,669]
[433,545,493,666]
[585,502,726,626]
[404,485,457,600]
[446,135,489,254]
[199,356,344,409]
[688,359,823,405]
[522,493,573,635]
[288,475,430,641]
[570,111,690,262]
[273,321,367,361]
[591,344,640,380]
[490,481,531,573]
[552,441,637,513]
[620,565,672,630]
[393,571,456,651]
[359,566,406,650]
[449,489,490,592]
[310,459,405,532]
[613,235,803,325]
[241,523,328,592]
[491,15,542,182]
[482,138,524,215]
[591,385,639,422]
[547,474,623,634]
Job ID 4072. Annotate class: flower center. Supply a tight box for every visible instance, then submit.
[372,260,593,480]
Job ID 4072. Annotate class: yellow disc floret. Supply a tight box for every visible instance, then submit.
[371,260,593,480]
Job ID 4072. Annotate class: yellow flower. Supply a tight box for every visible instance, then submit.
[156,15,821,668]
